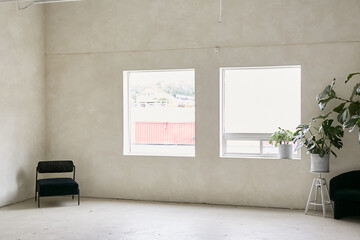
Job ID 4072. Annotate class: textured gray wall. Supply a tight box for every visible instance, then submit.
[0,4,45,206]
[44,0,360,208]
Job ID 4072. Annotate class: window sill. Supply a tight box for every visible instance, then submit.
[220,154,301,160]
[124,153,195,158]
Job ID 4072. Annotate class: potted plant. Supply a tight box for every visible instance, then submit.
[293,114,344,172]
[316,72,360,142]
[269,127,294,159]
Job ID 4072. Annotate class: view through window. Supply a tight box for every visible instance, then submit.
[123,69,195,156]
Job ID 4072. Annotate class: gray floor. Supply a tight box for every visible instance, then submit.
[0,197,359,240]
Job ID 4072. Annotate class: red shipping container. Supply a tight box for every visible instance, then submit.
[134,122,195,145]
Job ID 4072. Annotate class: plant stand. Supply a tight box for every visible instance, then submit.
[305,174,333,217]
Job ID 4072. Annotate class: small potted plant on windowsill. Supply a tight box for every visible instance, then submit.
[292,114,344,172]
[269,127,294,159]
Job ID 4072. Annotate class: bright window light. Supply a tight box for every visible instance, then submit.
[220,66,301,158]
[123,69,195,157]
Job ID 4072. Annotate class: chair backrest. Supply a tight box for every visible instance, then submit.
[337,170,360,188]
[37,160,74,173]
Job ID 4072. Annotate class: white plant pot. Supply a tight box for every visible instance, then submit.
[310,154,330,173]
[278,144,293,159]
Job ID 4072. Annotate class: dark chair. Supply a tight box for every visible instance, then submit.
[330,170,360,219]
[35,160,80,208]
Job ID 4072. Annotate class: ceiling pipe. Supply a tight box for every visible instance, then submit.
[0,0,84,10]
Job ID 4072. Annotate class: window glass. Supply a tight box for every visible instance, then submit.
[220,66,301,158]
[124,69,195,157]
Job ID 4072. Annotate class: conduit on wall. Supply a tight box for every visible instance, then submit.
[219,0,223,23]
[0,0,84,10]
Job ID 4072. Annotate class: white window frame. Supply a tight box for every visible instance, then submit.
[219,66,301,159]
[123,69,195,157]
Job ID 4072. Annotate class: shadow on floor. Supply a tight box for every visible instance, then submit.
[336,216,360,224]
[303,210,360,223]
[1,196,79,211]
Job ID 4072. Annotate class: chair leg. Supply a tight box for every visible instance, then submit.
[35,185,37,202]
[72,195,74,199]
[78,190,80,205]
[38,196,40,208]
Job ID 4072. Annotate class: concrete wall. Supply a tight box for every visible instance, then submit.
[45,0,360,209]
[0,4,45,206]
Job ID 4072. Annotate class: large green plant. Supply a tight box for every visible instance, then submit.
[316,72,360,142]
[269,127,293,147]
[293,114,344,157]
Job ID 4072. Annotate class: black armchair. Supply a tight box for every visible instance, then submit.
[35,160,80,208]
[330,170,360,219]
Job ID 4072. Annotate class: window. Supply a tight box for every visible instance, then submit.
[220,66,301,158]
[123,69,195,157]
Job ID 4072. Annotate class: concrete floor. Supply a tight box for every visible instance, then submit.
[0,198,359,240]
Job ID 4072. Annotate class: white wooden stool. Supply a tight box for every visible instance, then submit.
[305,174,333,217]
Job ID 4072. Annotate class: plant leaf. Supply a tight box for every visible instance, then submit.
[349,102,360,116]
[308,142,316,150]
[350,83,360,101]
[331,78,336,87]
[349,123,357,133]
[331,150,337,158]
[346,72,360,83]
[294,142,304,152]
[312,113,331,121]
[316,85,331,100]
[343,117,359,129]
[318,98,332,111]
[337,108,348,124]
[333,102,346,113]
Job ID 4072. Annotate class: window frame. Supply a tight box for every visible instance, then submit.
[123,68,196,157]
[219,66,301,159]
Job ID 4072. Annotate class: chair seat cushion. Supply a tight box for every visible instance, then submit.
[332,189,360,201]
[37,178,79,197]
